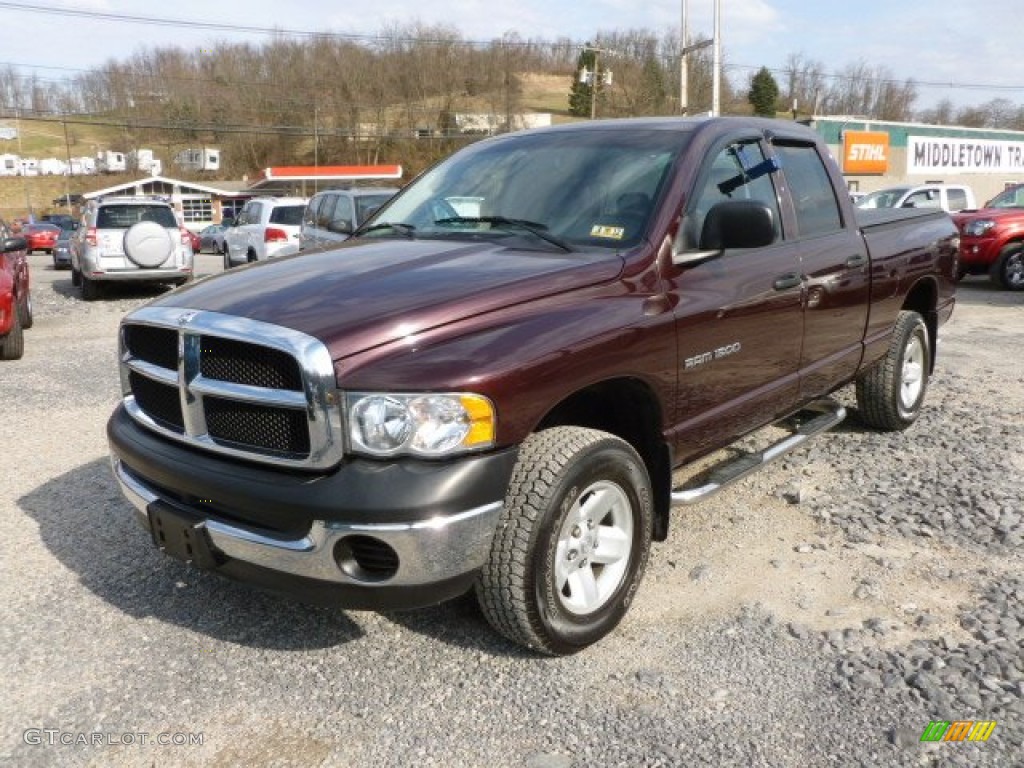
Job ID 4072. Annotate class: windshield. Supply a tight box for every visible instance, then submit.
[856,187,911,209]
[986,185,1024,208]
[361,127,690,250]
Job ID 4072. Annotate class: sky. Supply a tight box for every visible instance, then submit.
[0,0,1021,112]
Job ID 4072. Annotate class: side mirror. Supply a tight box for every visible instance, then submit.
[673,201,776,268]
[2,236,28,253]
[701,200,775,250]
[327,219,353,235]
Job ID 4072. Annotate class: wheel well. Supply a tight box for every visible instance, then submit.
[535,378,672,541]
[902,278,939,373]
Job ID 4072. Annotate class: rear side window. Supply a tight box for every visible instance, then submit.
[96,204,177,229]
[270,205,305,226]
[772,142,842,238]
[355,194,392,224]
[947,189,967,211]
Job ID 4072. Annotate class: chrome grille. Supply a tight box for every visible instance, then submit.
[119,306,343,470]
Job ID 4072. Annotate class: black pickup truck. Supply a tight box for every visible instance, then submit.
[107,117,957,654]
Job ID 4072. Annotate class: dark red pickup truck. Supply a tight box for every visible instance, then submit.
[107,117,957,654]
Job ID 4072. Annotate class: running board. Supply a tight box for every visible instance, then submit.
[670,399,846,506]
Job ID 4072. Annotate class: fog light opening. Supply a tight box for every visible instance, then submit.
[333,535,399,582]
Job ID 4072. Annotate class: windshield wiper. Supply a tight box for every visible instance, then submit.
[356,221,416,238]
[435,216,573,252]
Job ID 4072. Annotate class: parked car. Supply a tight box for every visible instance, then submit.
[299,187,399,250]
[223,197,307,268]
[70,196,194,301]
[52,193,85,207]
[856,183,976,213]
[41,213,77,231]
[1,219,31,360]
[22,223,62,254]
[198,223,229,254]
[52,228,74,270]
[952,182,1024,289]
[186,229,201,254]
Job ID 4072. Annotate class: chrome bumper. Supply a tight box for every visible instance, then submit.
[112,457,503,587]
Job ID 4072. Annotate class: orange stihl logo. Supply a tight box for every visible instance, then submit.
[920,720,997,742]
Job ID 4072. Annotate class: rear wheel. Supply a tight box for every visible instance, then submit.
[475,427,653,655]
[989,244,1024,290]
[81,276,101,302]
[1,307,24,360]
[855,310,930,431]
[17,290,33,329]
[71,266,81,287]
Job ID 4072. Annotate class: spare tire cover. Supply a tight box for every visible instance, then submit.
[123,221,174,268]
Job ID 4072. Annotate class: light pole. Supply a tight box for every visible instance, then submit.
[712,0,722,116]
[679,0,719,116]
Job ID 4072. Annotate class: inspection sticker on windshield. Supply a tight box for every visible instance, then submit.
[590,225,625,240]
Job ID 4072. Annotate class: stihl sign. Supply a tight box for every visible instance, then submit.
[842,131,890,174]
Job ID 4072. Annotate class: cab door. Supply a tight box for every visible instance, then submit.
[664,137,804,460]
[769,140,870,398]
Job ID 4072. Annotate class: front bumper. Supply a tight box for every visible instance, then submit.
[107,404,518,609]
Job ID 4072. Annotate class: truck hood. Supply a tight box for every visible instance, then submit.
[952,207,1024,224]
[151,238,625,359]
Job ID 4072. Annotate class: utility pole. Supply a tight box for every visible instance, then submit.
[580,45,612,120]
[680,0,688,113]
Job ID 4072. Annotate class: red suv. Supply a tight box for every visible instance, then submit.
[952,184,1024,290]
[1,219,32,360]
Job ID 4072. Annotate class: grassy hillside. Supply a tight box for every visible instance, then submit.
[0,73,577,222]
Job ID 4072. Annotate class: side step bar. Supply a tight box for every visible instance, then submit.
[670,398,846,507]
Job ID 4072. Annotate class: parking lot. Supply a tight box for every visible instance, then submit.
[1,253,1021,767]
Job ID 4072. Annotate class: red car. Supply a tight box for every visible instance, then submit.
[1,219,32,360]
[186,229,201,254]
[22,222,61,255]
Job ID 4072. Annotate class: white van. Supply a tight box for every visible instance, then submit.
[856,184,976,213]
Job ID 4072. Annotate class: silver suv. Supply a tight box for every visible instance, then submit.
[223,196,307,268]
[71,196,194,301]
[299,187,398,250]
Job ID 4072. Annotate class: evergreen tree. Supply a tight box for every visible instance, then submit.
[748,67,780,117]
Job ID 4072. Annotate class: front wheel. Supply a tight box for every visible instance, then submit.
[855,310,930,431]
[475,427,653,655]
[990,244,1024,290]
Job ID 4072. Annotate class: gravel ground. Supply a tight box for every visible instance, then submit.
[1,255,1021,767]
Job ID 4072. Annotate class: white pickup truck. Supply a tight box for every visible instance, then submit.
[856,183,976,213]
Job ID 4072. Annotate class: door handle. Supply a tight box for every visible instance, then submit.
[773,273,803,291]
[845,253,868,268]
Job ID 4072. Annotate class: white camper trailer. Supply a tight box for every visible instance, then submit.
[96,150,126,173]
[174,147,220,172]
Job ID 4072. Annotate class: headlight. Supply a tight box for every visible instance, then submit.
[963,219,995,237]
[347,392,496,458]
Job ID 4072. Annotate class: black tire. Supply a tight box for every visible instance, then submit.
[1,306,24,360]
[855,310,930,431]
[989,244,1024,291]
[71,267,81,287]
[246,249,257,264]
[475,427,653,655]
[17,290,33,330]
[223,252,232,270]
[81,276,101,302]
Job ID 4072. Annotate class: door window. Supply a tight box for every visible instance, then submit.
[771,142,843,238]
[681,140,782,251]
